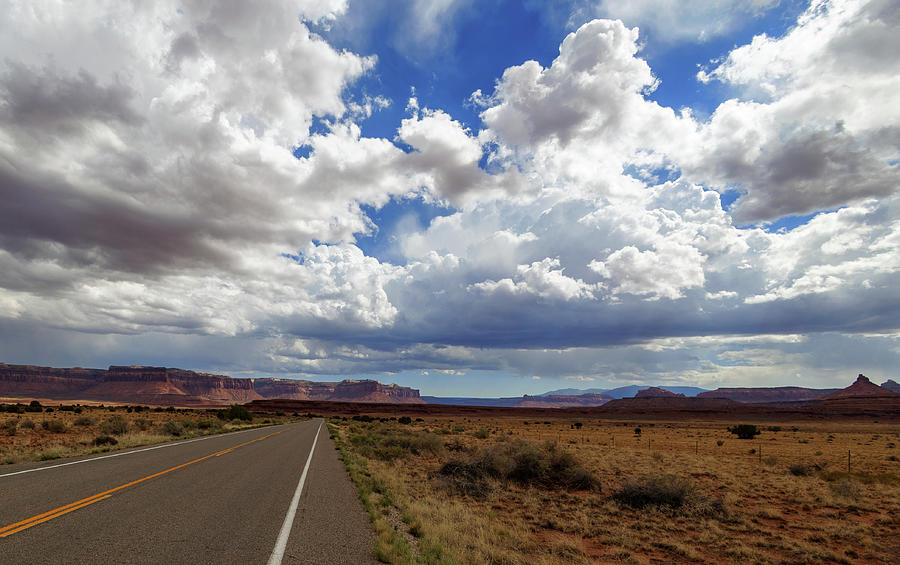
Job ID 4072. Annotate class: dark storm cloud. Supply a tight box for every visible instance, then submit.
[730,127,899,223]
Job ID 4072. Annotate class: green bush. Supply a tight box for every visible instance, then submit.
[161,420,185,436]
[398,416,412,425]
[25,400,43,413]
[100,415,129,436]
[218,404,253,422]
[728,424,761,440]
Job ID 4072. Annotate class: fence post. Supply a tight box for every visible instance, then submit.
[848,450,851,473]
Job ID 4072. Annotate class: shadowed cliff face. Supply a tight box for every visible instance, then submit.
[0,364,422,405]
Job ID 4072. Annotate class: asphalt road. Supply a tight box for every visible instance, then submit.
[0,420,376,564]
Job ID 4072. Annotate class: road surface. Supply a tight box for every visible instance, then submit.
[0,420,376,564]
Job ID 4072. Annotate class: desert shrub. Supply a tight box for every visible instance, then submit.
[716,440,724,446]
[397,416,412,425]
[42,420,67,433]
[133,417,151,431]
[634,427,642,435]
[613,475,725,517]
[789,463,813,476]
[438,440,597,497]
[100,415,129,435]
[444,438,467,452]
[218,404,252,422]
[161,420,185,436]
[73,416,94,427]
[830,479,861,499]
[25,400,43,413]
[92,435,118,446]
[763,455,778,466]
[473,427,490,439]
[20,419,36,429]
[2,419,17,435]
[728,424,761,439]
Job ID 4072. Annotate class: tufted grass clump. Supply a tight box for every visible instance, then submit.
[438,439,597,498]
[612,474,726,518]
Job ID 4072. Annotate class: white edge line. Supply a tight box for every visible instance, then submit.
[0,423,290,479]
[268,420,322,565]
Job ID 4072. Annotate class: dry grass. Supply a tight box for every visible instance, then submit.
[331,416,900,564]
[0,404,300,465]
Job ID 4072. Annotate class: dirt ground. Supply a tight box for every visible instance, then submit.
[330,415,900,564]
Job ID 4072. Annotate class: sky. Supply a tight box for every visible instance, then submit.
[0,0,898,397]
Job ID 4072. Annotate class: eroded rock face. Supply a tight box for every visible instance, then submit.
[822,374,897,399]
[635,387,685,398]
[697,386,839,403]
[0,364,422,404]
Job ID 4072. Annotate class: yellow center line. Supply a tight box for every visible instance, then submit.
[0,430,282,538]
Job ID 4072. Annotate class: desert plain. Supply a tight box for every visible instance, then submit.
[327,413,899,564]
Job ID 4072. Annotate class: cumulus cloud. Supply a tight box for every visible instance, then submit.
[1,1,898,389]
[686,0,900,222]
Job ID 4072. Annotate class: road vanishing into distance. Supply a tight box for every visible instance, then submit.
[0,420,376,564]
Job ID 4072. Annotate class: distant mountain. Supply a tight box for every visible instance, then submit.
[881,379,900,393]
[635,387,685,398]
[698,386,839,403]
[0,363,423,405]
[540,385,707,398]
[822,374,897,399]
[422,393,611,408]
[537,387,608,397]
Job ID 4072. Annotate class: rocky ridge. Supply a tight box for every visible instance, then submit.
[0,364,422,405]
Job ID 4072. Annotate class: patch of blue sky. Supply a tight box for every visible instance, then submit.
[642,1,809,115]
[320,1,566,139]
[759,211,831,233]
[624,164,681,186]
[355,197,456,264]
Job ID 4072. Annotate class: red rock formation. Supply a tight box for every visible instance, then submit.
[822,374,898,399]
[516,393,610,408]
[697,386,838,403]
[635,387,685,398]
[0,363,422,405]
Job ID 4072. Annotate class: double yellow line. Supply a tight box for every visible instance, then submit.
[0,430,281,538]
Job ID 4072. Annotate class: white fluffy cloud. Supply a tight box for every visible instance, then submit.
[1,1,898,388]
[687,0,900,222]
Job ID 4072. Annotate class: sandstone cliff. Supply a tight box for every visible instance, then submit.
[697,386,839,403]
[0,363,422,405]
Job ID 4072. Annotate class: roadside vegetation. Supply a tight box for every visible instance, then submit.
[330,415,900,564]
[0,401,300,464]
